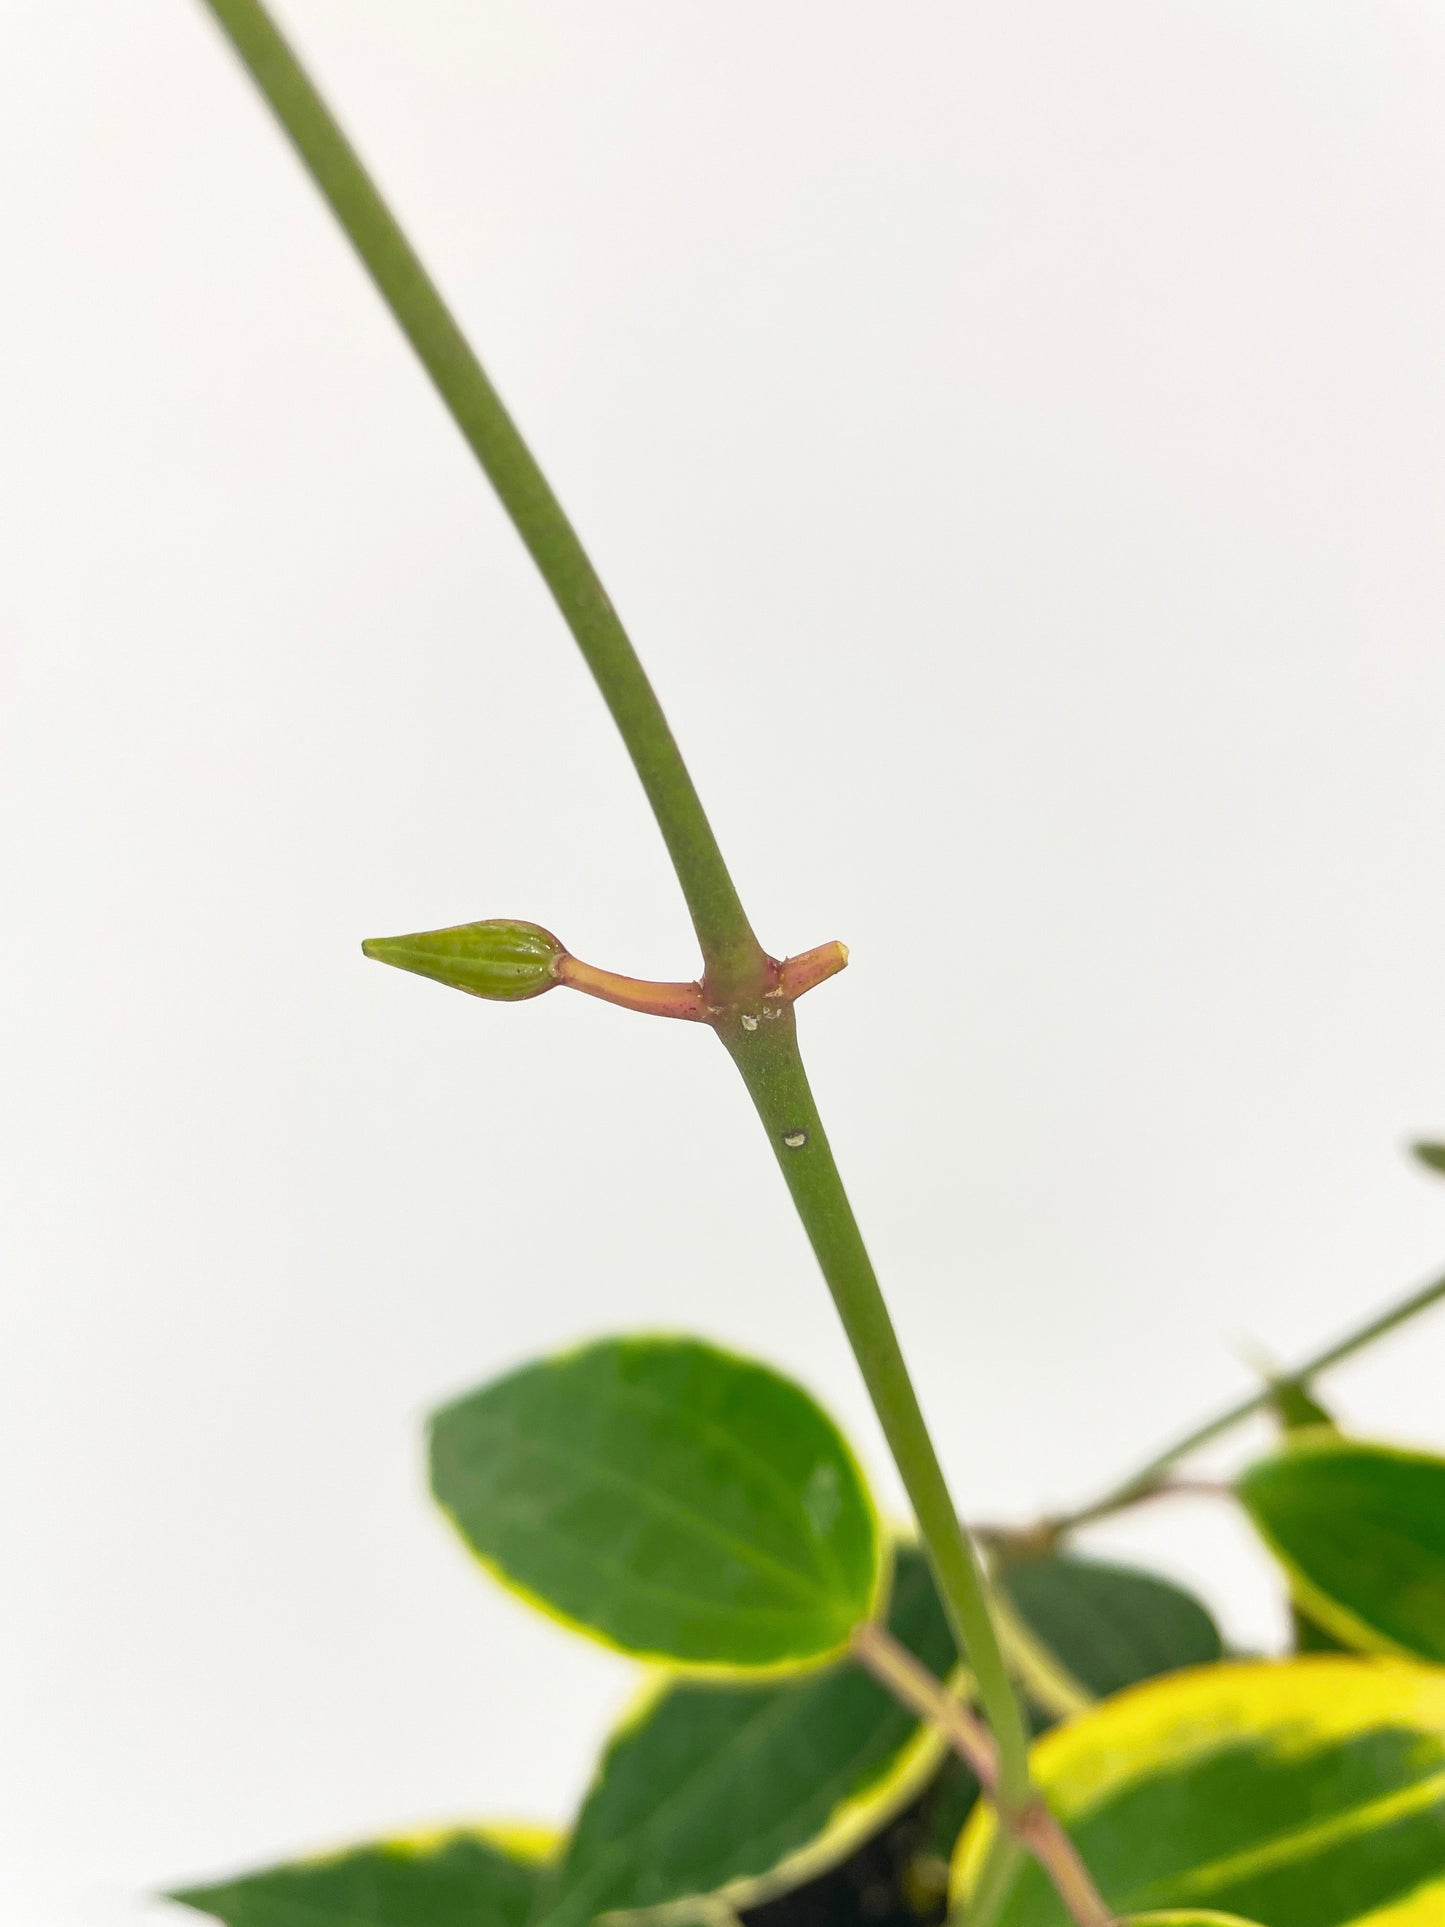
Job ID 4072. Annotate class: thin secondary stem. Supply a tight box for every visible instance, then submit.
[1055,1263,1445,1533]
[198,0,1036,1841]
[852,1623,1113,1927]
[852,1621,996,1782]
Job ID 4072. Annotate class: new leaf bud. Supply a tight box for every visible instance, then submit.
[361,919,564,1002]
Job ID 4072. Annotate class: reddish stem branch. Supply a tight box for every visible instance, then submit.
[777,940,850,1002]
[850,1622,1114,1927]
[554,955,706,1020]
[554,940,849,1023]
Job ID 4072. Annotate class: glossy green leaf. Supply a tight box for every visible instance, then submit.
[362,918,563,1001]
[533,1543,953,1927]
[171,1825,554,1927]
[534,1547,1226,1927]
[954,1657,1445,1925]
[1238,1433,1445,1662]
[1000,1555,1224,1704]
[429,1335,884,1672]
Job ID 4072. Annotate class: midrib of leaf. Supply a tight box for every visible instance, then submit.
[600,1375,858,1600]
[1118,1763,1445,1913]
[443,1416,839,1614]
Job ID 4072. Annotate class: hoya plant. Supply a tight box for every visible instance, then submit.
[171,6,1445,1925]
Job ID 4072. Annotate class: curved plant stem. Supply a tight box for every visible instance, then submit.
[197,0,764,1003]
[1054,1262,1445,1534]
[196,0,1035,1828]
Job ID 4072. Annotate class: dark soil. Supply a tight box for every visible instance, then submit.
[740,1782,957,1927]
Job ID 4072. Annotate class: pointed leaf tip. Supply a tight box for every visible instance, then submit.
[1412,1140,1445,1177]
[362,918,564,1002]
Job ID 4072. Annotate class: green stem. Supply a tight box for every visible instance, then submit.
[1058,1262,1445,1533]
[959,1834,1026,1927]
[717,1010,1033,1807]
[196,0,1034,1820]
[197,0,764,1002]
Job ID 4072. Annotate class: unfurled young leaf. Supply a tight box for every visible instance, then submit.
[170,1825,555,1927]
[531,1543,953,1927]
[1268,1376,1334,1432]
[1238,1432,1445,1662]
[362,918,563,1001]
[429,1335,884,1672]
[953,1658,1445,1925]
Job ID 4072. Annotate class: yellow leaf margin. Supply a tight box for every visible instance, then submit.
[953,1658,1445,1924]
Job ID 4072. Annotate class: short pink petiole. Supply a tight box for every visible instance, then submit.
[554,939,849,1024]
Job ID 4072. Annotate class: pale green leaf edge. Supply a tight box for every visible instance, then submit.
[550,1524,963,1927]
[951,1657,1445,1921]
[587,1683,958,1920]
[169,1820,560,1913]
[429,1331,891,1680]
[1123,1914,1266,1926]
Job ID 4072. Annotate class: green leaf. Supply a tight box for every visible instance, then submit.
[999,1555,1224,1704]
[532,1543,953,1927]
[953,1657,1445,1925]
[362,918,563,1001]
[911,1556,1225,1887]
[1411,1140,1445,1176]
[429,1335,884,1672]
[1123,1915,1266,1926]
[1291,1605,1351,1655]
[1237,1433,1445,1662]
[532,1548,1227,1927]
[1269,1376,1334,1432]
[170,1825,555,1927]
[1252,1399,1350,1656]
[920,1754,984,1867]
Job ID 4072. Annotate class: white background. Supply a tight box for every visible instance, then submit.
[4,3,1445,1921]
